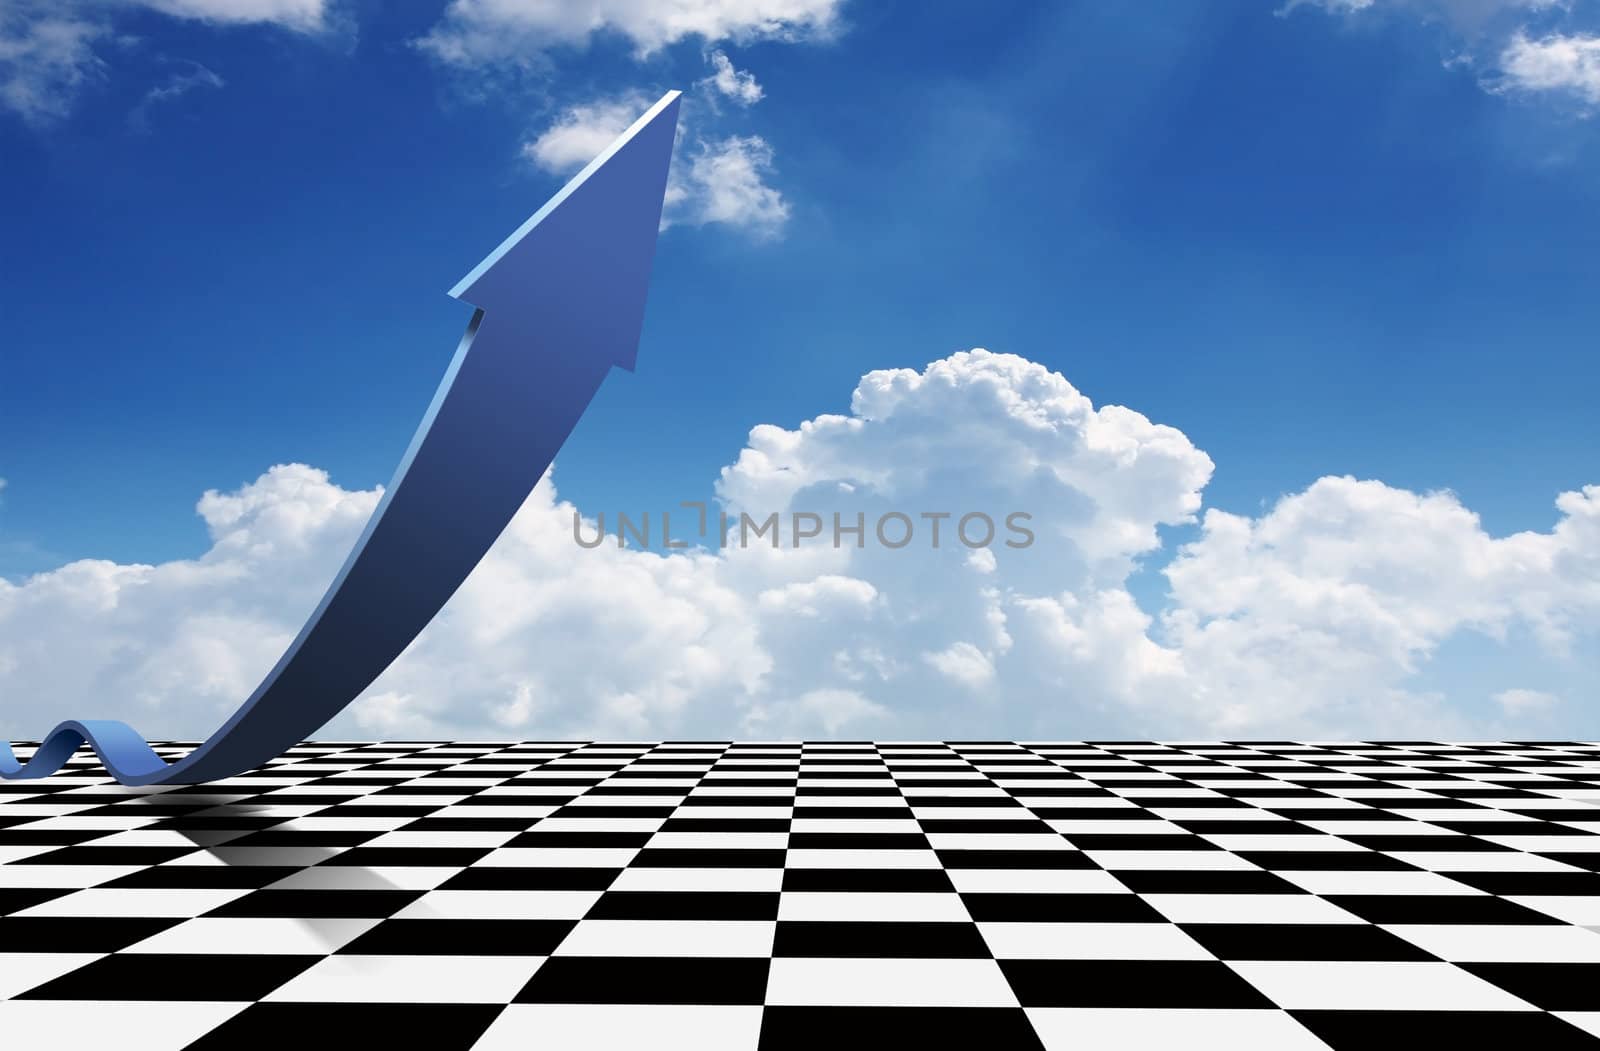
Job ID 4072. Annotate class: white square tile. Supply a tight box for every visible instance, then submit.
[926,833,1073,852]
[1048,819,1187,835]
[0,953,105,998]
[607,867,783,893]
[1026,1007,1331,1050]
[0,1001,246,1051]
[554,920,775,957]
[1276,870,1482,896]
[776,892,971,923]
[946,869,1127,895]
[164,844,346,866]
[1200,835,1369,853]
[472,1004,763,1051]
[645,832,788,851]
[1505,895,1600,926]
[1480,834,1600,852]
[1144,894,1359,925]
[978,922,1213,960]
[1384,923,1600,962]
[357,829,521,849]
[765,957,1017,1007]
[1556,1013,1600,1040]
[395,889,603,920]
[0,864,142,889]
[266,954,544,1003]
[1226,960,1538,1010]
[1086,850,1259,871]
[0,844,56,864]
[122,917,380,955]
[476,847,639,868]
[265,866,458,891]
[1390,851,1580,872]
[784,849,942,869]
[13,887,249,918]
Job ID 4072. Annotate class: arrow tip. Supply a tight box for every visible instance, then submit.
[447,91,682,372]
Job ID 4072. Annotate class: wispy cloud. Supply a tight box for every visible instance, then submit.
[127,61,224,131]
[0,0,325,126]
[140,0,326,31]
[0,4,108,126]
[1494,686,1562,714]
[1283,0,1600,116]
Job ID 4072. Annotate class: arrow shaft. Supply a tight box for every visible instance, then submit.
[168,311,613,782]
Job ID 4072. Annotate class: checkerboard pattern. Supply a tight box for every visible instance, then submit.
[3,740,1600,1049]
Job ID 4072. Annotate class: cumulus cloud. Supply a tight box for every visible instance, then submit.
[668,133,788,235]
[701,48,763,104]
[417,0,842,65]
[0,464,376,734]
[521,93,650,173]
[1158,477,1600,736]
[524,92,791,237]
[1497,31,1600,107]
[0,0,325,125]
[4,350,1596,743]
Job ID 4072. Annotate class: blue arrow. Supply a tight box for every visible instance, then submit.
[2,91,682,785]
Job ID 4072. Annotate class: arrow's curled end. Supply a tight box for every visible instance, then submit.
[449,90,682,373]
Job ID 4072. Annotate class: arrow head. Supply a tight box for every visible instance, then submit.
[449,90,682,372]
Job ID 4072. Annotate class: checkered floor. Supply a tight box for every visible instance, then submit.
[3,741,1600,1049]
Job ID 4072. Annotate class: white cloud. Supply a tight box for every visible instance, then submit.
[1494,686,1561,713]
[701,48,762,104]
[669,133,789,236]
[478,9,802,242]
[524,94,791,237]
[418,0,842,65]
[4,350,1596,743]
[1497,31,1600,107]
[521,93,651,173]
[0,6,107,126]
[1157,476,1600,735]
[0,0,324,125]
[1282,0,1600,113]
[137,0,326,30]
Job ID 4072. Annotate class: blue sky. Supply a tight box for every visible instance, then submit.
[2,0,1597,740]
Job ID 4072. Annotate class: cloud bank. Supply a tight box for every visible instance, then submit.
[3,350,1594,742]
